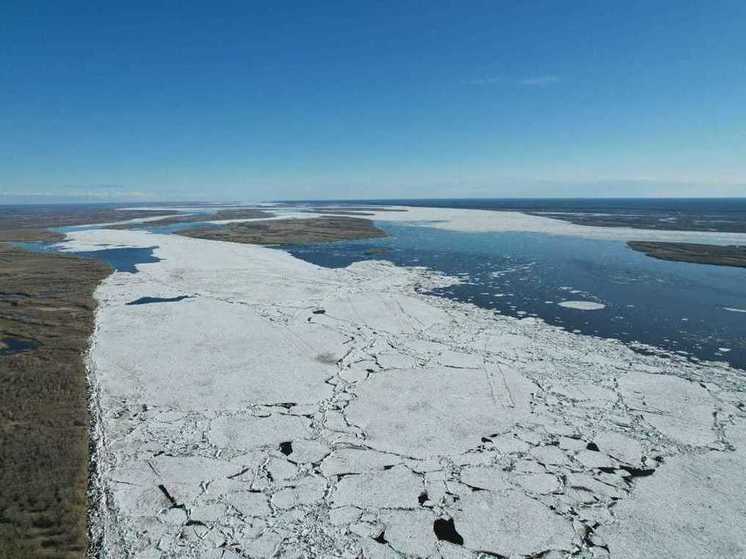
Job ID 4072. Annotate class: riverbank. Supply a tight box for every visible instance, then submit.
[0,245,110,558]
[61,227,745,558]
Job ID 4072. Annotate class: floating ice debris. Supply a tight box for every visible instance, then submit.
[723,307,746,313]
[558,301,606,310]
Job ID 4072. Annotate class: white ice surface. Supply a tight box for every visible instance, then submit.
[66,228,746,558]
[368,206,746,244]
[557,301,607,311]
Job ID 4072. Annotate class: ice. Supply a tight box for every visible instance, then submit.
[62,228,745,558]
[367,206,746,245]
[558,301,606,310]
[455,489,575,556]
[208,414,311,450]
[331,466,422,509]
[598,447,746,558]
[346,367,526,458]
[619,372,718,446]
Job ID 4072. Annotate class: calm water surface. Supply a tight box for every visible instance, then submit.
[287,222,746,370]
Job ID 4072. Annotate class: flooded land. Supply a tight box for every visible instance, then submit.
[0,245,110,558]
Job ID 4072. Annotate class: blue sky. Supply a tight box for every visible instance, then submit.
[2,1,745,202]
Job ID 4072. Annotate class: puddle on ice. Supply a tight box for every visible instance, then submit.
[126,295,193,305]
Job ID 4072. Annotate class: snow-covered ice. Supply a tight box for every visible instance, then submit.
[368,206,746,245]
[62,223,746,559]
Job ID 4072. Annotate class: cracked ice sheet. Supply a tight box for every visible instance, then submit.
[66,229,746,558]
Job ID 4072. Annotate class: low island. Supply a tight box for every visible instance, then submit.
[178,216,387,245]
[627,241,746,268]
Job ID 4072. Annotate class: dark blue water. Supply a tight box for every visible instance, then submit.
[287,222,746,370]
[15,241,160,273]
[0,337,40,356]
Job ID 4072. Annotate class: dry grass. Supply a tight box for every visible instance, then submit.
[179,216,387,246]
[0,245,110,558]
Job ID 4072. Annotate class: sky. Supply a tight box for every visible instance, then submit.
[1,1,745,203]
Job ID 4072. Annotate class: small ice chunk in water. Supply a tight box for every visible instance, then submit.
[558,301,606,311]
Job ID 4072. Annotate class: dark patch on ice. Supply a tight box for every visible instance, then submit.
[157,484,179,508]
[312,309,326,314]
[0,336,40,356]
[418,491,429,505]
[279,441,293,456]
[578,523,610,553]
[126,295,193,305]
[383,464,394,470]
[598,465,656,480]
[227,466,252,480]
[619,465,656,478]
[316,352,338,364]
[586,441,599,451]
[373,530,388,544]
[481,436,492,443]
[433,518,463,545]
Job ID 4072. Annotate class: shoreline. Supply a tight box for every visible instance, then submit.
[61,227,745,558]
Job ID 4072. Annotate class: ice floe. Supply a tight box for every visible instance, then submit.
[557,301,607,310]
[63,228,746,558]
